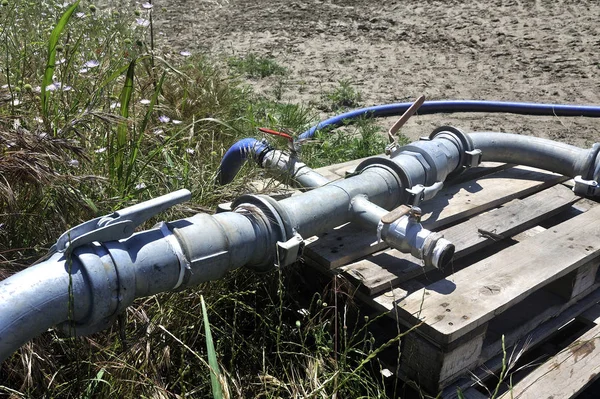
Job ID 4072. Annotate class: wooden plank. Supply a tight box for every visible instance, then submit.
[401,327,487,393]
[498,323,600,398]
[418,166,566,230]
[456,389,488,399]
[397,204,600,345]
[304,165,567,269]
[578,304,600,325]
[481,277,600,361]
[437,282,600,395]
[444,287,600,398]
[343,184,579,295]
[314,155,373,180]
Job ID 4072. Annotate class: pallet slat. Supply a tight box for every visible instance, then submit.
[398,204,600,345]
[444,288,600,398]
[498,321,600,399]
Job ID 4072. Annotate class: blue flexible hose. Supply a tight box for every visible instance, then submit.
[298,100,600,140]
[218,100,600,184]
[217,138,270,185]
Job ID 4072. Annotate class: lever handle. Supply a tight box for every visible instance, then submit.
[53,189,191,253]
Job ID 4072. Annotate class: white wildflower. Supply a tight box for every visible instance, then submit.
[84,60,100,68]
[135,18,150,27]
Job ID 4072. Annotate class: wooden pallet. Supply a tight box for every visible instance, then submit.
[302,158,600,396]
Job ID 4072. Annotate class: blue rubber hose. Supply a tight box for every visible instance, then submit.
[218,100,600,184]
[217,138,270,185]
[298,100,600,139]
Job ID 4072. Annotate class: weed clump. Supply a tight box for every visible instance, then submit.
[228,52,288,78]
[321,79,362,112]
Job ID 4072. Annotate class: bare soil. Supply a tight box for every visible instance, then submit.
[149,0,600,147]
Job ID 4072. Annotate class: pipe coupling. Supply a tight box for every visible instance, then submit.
[57,243,135,336]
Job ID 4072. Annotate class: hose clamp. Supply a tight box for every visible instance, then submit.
[276,232,305,267]
[406,181,444,206]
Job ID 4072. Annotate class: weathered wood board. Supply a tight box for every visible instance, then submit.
[397,204,600,344]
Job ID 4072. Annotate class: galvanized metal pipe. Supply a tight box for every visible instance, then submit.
[261,149,331,189]
[469,132,592,178]
[1,128,599,363]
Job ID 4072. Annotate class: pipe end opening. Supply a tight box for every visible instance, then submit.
[432,238,455,269]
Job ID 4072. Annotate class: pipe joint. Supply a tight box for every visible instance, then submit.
[261,149,330,189]
[354,157,411,204]
[429,126,481,179]
[575,143,600,196]
[58,243,129,336]
[581,143,600,181]
[232,194,293,270]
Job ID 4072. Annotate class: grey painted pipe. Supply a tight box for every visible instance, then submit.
[1,129,599,363]
[0,253,91,359]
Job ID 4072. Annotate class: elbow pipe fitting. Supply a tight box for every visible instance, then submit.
[581,142,600,181]
[469,133,600,197]
[217,138,272,185]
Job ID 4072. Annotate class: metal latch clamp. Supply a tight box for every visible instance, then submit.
[276,232,304,267]
[52,189,192,254]
[573,176,599,197]
[406,181,444,206]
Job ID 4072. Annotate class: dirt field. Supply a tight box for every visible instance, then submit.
[147,0,600,146]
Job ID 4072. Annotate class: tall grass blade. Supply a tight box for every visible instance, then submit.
[123,71,165,190]
[201,295,224,399]
[139,71,165,135]
[41,0,80,122]
[113,59,135,192]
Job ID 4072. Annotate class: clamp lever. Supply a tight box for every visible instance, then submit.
[52,189,191,254]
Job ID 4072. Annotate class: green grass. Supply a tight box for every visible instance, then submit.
[302,118,391,169]
[228,52,287,78]
[321,79,362,112]
[0,2,401,398]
